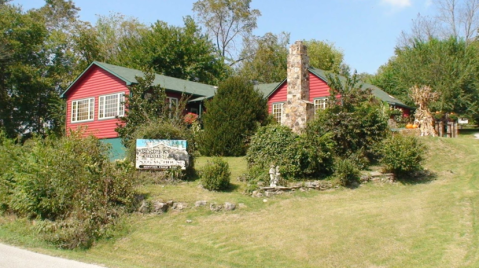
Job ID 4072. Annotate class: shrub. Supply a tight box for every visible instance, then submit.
[246,125,335,180]
[378,134,426,175]
[306,72,389,164]
[199,76,268,156]
[333,158,360,187]
[201,157,231,191]
[0,132,136,249]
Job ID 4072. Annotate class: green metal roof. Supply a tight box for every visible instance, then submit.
[61,61,217,98]
[256,67,413,110]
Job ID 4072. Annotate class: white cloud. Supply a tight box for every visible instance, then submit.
[381,0,412,8]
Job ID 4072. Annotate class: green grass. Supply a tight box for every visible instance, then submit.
[2,134,479,267]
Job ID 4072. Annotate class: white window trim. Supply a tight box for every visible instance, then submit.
[167,97,178,109]
[98,92,125,120]
[314,97,328,114]
[71,97,95,123]
[272,102,284,123]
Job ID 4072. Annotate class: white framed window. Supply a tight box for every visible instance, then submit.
[98,93,125,119]
[167,97,178,118]
[314,98,328,114]
[272,102,283,123]
[71,98,94,123]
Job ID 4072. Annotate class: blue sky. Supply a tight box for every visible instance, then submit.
[14,0,436,74]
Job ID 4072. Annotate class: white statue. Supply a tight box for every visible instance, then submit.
[269,165,280,187]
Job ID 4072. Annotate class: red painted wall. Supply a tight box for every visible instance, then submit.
[65,66,130,139]
[267,73,331,113]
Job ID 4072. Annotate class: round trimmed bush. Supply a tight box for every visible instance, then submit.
[378,134,426,175]
[201,157,231,191]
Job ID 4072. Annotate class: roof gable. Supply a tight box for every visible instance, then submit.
[258,67,413,109]
[61,61,217,99]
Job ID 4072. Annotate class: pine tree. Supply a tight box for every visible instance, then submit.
[200,76,267,156]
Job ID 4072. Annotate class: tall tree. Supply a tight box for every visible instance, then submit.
[400,0,479,46]
[237,32,289,83]
[117,16,228,85]
[372,37,479,120]
[303,39,345,74]
[200,76,267,156]
[193,0,261,65]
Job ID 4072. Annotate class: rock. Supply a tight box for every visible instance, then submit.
[224,202,236,211]
[166,200,174,207]
[252,191,263,198]
[172,202,187,210]
[153,201,168,213]
[138,200,150,214]
[238,203,247,209]
[263,199,268,202]
[186,219,192,224]
[257,181,265,187]
[210,203,222,212]
[195,200,207,207]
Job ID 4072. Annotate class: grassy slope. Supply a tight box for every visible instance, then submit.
[2,135,479,267]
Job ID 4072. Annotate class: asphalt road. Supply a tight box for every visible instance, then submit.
[0,243,106,268]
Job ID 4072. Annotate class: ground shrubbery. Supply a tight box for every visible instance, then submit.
[377,134,427,176]
[200,157,231,191]
[0,132,136,249]
[246,124,335,182]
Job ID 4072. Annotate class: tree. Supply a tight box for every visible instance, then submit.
[237,32,289,83]
[372,38,479,119]
[116,69,169,147]
[193,0,261,65]
[200,76,268,156]
[303,39,346,74]
[399,0,479,46]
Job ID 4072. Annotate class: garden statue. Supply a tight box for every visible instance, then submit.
[269,165,280,187]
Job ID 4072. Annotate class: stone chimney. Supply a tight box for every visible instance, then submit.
[281,41,314,133]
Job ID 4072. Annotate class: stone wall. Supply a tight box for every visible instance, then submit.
[281,41,314,133]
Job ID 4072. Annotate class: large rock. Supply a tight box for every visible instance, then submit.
[195,200,208,207]
[224,202,236,211]
[153,201,169,214]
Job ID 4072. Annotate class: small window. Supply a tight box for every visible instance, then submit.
[71,98,94,123]
[167,97,179,118]
[272,103,283,123]
[314,98,328,114]
[99,93,125,119]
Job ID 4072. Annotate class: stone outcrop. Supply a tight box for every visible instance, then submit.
[281,41,314,133]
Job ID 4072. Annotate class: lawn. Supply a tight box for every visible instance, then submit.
[1,133,479,267]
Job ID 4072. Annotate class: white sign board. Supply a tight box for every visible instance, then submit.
[136,139,189,170]
[458,118,469,124]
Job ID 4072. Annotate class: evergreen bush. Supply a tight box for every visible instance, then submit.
[378,134,426,175]
[199,76,268,156]
[333,158,360,187]
[200,157,231,191]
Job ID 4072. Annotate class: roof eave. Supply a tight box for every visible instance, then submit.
[60,61,134,98]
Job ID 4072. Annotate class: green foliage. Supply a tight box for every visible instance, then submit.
[238,32,289,83]
[200,157,231,191]
[0,132,136,249]
[372,38,479,121]
[246,125,335,180]
[306,72,389,161]
[114,16,228,85]
[378,134,427,176]
[303,39,346,74]
[333,158,360,187]
[116,69,171,146]
[200,76,268,156]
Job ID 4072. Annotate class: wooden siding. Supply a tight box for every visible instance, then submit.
[267,72,331,114]
[267,82,287,114]
[65,66,129,139]
[308,73,330,101]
